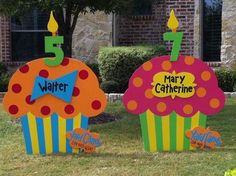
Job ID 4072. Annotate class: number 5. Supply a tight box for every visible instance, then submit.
[44,36,64,66]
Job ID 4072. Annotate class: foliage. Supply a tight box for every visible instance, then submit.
[85,62,100,78]
[0,62,7,76]
[100,80,120,93]
[0,63,9,92]
[215,69,236,92]
[224,168,236,176]
[98,45,166,92]
[85,61,101,82]
[0,73,10,92]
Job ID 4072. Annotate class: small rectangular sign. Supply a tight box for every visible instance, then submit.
[66,128,101,153]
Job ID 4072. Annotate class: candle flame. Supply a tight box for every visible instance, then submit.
[47,11,58,35]
[167,10,179,32]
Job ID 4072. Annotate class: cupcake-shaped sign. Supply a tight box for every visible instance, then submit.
[3,12,107,155]
[122,10,225,152]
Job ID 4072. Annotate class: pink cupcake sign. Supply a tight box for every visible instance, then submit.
[122,10,225,152]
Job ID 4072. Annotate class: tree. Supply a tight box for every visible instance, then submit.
[0,0,156,57]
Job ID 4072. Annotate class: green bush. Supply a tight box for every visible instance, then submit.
[0,73,10,92]
[85,62,101,82]
[215,69,236,92]
[98,45,166,92]
[100,81,120,93]
[0,62,9,92]
[0,62,7,76]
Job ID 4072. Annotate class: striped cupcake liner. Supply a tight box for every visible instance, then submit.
[20,112,88,155]
[139,110,207,152]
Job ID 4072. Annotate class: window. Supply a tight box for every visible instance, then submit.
[11,9,50,61]
[203,0,222,61]
[129,0,153,16]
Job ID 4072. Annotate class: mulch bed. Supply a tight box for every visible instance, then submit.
[89,112,122,125]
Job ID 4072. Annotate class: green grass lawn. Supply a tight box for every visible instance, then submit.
[1,99,236,176]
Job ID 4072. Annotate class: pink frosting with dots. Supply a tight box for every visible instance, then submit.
[122,55,225,117]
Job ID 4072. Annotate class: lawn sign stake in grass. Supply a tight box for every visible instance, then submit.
[122,10,225,152]
[3,11,106,155]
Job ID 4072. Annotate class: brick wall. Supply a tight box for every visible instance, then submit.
[165,0,195,55]
[117,0,195,56]
[118,0,166,46]
[0,16,11,62]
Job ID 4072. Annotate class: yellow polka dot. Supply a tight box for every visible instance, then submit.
[127,100,138,111]
[145,89,154,99]
[183,105,193,115]
[210,98,220,109]
[133,77,143,87]
[184,56,195,65]
[142,61,153,71]
[162,60,172,71]
[196,87,206,98]
[156,102,167,112]
[201,71,211,81]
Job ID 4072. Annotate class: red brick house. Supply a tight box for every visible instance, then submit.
[0,0,235,67]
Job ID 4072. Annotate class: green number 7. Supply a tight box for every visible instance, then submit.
[163,32,183,62]
[44,36,64,66]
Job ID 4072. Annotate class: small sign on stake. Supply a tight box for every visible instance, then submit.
[66,128,101,153]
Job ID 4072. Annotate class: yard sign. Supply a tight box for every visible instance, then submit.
[3,11,107,155]
[122,10,224,152]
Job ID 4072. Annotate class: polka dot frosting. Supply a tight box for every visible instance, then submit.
[3,57,107,118]
[79,70,89,80]
[133,77,143,88]
[41,106,51,116]
[19,64,29,73]
[64,105,74,114]
[127,100,138,111]
[142,61,153,71]
[61,58,69,66]
[9,105,19,115]
[123,55,225,117]
[12,84,22,93]
[39,69,49,78]
[72,87,80,97]
[91,100,101,110]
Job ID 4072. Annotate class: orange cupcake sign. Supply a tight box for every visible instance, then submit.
[3,12,106,155]
[122,10,225,152]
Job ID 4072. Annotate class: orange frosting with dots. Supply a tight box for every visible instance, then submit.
[3,57,107,118]
[123,55,225,117]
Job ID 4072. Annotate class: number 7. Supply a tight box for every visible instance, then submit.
[163,32,183,61]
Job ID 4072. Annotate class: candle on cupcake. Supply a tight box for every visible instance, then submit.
[44,11,64,66]
[163,9,183,61]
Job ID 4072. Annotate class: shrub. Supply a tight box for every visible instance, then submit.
[98,45,166,92]
[0,62,7,76]
[0,62,9,92]
[215,69,236,92]
[100,81,120,93]
[85,61,101,82]
[0,73,10,92]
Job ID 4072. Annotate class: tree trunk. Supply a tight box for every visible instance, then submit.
[55,7,79,57]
